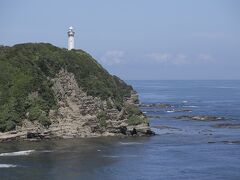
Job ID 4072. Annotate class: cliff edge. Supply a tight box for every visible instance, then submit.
[0,43,154,141]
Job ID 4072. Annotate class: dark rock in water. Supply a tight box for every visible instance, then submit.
[146,129,155,135]
[208,141,216,144]
[131,128,137,136]
[221,140,240,144]
[130,127,155,136]
[174,115,224,121]
[152,125,182,130]
[148,115,161,119]
[119,126,127,135]
[208,140,240,144]
[212,123,240,129]
[118,126,154,136]
[157,104,174,108]
[27,132,44,139]
[173,109,192,112]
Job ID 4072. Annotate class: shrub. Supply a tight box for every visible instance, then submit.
[126,104,141,116]
[28,106,42,121]
[38,113,51,127]
[97,111,107,127]
[0,120,16,132]
[5,121,16,131]
[127,115,147,126]
[0,123,6,132]
[114,99,123,111]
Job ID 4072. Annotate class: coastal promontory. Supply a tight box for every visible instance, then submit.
[0,43,153,141]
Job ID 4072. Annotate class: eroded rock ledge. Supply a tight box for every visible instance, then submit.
[0,69,154,141]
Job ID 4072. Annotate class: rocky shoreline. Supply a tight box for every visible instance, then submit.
[0,123,154,142]
[0,70,154,142]
[0,117,154,142]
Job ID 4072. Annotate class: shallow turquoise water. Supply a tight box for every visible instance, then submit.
[0,80,240,180]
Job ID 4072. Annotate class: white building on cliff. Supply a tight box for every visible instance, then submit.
[67,26,75,50]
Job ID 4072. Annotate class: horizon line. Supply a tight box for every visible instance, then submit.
[124,79,240,81]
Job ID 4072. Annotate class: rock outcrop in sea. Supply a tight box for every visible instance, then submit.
[0,43,154,141]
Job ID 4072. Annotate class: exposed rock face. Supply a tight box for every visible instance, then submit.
[0,69,153,141]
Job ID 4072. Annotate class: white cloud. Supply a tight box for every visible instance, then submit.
[147,52,215,65]
[147,53,171,63]
[197,53,215,62]
[147,53,187,65]
[100,50,125,65]
[174,54,187,65]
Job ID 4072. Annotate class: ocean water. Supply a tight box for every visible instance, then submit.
[0,80,240,180]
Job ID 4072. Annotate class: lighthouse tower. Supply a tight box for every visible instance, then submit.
[67,26,75,50]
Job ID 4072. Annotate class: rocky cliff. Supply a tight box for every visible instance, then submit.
[0,43,153,141]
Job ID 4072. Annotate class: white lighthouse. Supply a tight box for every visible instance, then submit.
[67,26,75,50]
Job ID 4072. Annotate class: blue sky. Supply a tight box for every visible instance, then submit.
[0,0,239,80]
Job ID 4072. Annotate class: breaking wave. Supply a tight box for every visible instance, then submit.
[0,164,17,168]
[0,150,35,157]
[39,150,54,153]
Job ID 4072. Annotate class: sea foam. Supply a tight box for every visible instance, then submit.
[0,150,35,157]
[0,164,17,168]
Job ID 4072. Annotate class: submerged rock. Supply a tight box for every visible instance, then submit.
[212,123,240,129]
[221,140,240,144]
[26,132,44,139]
[152,125,182,130]
[172,109,192,112]
[174,115,225,121]
[148,115,161,119]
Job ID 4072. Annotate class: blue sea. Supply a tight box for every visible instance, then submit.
[0,80,240,180]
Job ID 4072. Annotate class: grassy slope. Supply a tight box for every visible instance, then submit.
[0,43,132,132]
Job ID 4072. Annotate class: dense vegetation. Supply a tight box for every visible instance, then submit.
[0,43,132,132]
[125,104,147,125]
